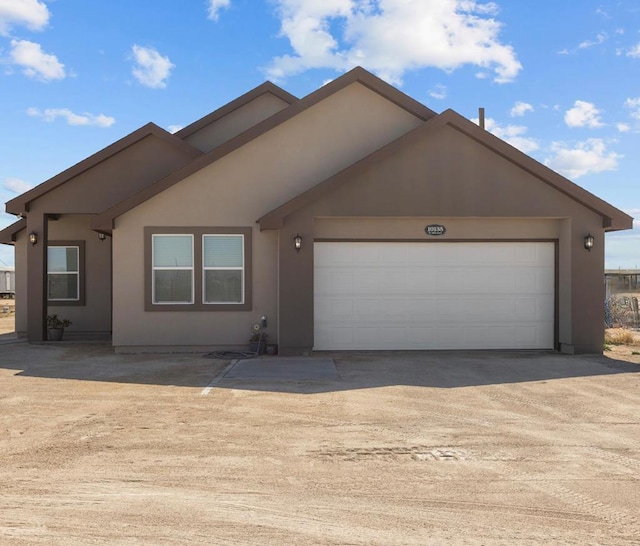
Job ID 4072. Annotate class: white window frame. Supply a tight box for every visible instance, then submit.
[152,234,194,305]
[202,234,245,305]
[47,245,80,302]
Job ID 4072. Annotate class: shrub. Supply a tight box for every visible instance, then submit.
[604,328,636,346]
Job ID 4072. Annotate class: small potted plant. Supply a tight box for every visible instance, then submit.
[249,330,268,354]
[46,314,72,341]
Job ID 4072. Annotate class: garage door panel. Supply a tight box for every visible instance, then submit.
[407,298,438,320]
[354,299,381,318]
[314,242,555,350]
[372,299,405,321]
[407,269,438,291]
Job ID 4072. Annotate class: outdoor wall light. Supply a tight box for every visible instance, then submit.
[98,232,106,242]
[28,232,37,245]
[584,233,594,252]
[294,234,302,252]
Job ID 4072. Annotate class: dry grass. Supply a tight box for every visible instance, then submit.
[604,328,639,346]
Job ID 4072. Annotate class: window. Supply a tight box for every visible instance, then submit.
[47,241,85,305]
[152,235,194,304]
[203,235,244,304]
[145,227,252,312]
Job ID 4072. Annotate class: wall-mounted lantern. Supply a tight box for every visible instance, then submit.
[294,234,302,253]
[29,232,38,245]
[98,232,106,242]
[584,233,594,252]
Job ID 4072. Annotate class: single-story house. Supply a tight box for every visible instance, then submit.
[0,67,633,354]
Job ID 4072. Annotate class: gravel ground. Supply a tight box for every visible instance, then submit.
[0,343,639,545]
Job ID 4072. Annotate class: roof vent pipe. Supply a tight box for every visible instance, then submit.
[479,107,485,129]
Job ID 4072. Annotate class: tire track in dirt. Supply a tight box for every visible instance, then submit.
[479,458,640,529]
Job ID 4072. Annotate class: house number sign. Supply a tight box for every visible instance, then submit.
[425,224,446,236]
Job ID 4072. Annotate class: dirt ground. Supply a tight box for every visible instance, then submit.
[0,298,15,335]
[0,343,639,545]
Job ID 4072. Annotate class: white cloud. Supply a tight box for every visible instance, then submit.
[616,122,630,133]
[564,100,604,128]
[578,32,607,49]
[207,0,230,21]
[545,139,621,179]
[3,177,32,194]
[267,0,522,85]
[131,44,174,89]
[429,84,447,100]
[9,39,65,81]
[624,97,640,120]
[478,117,539,154]
[626,43,640,58]
[624,209,640,229]
[167,124,183,134]
[509,101,533,117]
[0,0,49,35]
[27,107,115,127]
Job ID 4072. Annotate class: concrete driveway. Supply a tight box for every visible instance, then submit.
[0,342,638,544]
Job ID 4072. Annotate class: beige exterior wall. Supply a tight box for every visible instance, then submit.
[184,93,291,152]
[14,231,27,336]
[47,214,112,337]
[276,124,606,354]
[112,82,424,349]
[15,215,112,338]
[314,217,563,239]
[34,135,196,214]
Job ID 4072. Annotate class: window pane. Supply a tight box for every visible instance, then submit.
[203,235,243,267]
[48,247,78,273]
[153,236,193,267]
[154,270,192,303]
[205,270,242,303]
[48,273,78,300]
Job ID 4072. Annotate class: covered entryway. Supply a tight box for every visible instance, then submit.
[314,241,555,350]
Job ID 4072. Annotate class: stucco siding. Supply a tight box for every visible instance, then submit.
[112,217,277,348]
[314,217,562,239]
[275,124,606,353]
[35,135,196,214]
[184,92,291,152]
[46,214,112,336]
[111,82,424,349]
[14,232,27,336]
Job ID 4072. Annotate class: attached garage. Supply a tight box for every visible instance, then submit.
[314,241,555,350]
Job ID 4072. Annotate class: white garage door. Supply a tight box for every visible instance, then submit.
[314,242,555,350]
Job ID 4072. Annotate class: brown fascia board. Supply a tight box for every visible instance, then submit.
[0,218,26,244]
[257,109,633,231]
[438,110,633,231]
[175,82,299,139]
[5,123,203,216]
[91,66,438,233]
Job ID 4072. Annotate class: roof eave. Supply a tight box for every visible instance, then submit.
[176,81,299,140]
[257,109,633,230]
[5,123,202,216]
[94,66,439,231]
[0,218,27,245]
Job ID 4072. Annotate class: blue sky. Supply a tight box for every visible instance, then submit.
[1,0,639,268]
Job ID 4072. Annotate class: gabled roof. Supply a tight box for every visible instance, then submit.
[175,81,299,140]
[257,109,633,232]
[6,123,203,215]
[92,67,437,232]
[0,218,26,245]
